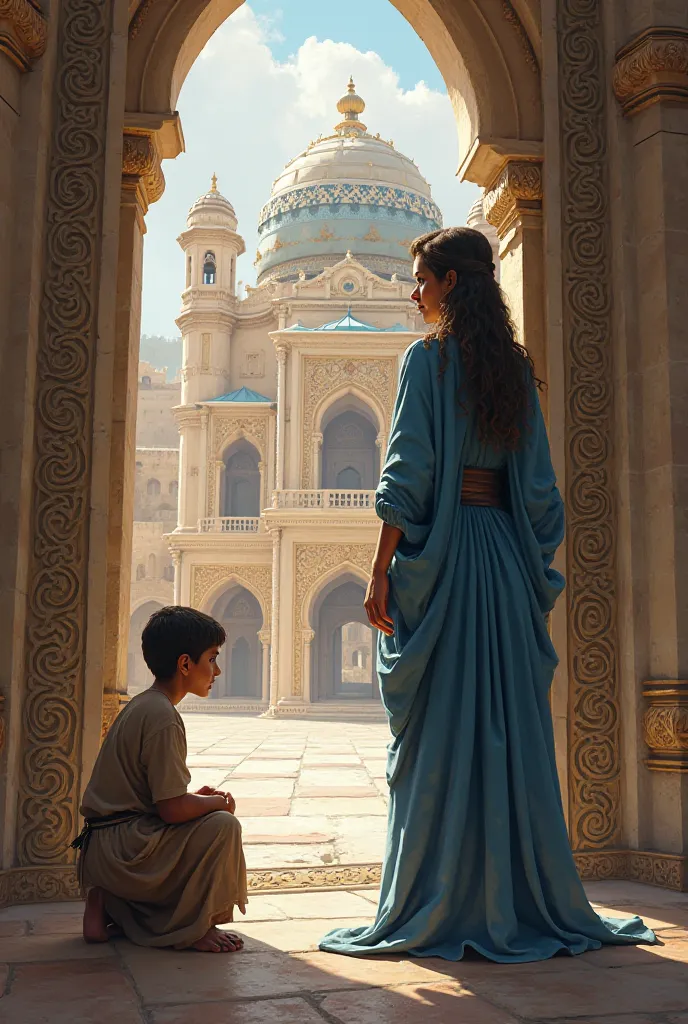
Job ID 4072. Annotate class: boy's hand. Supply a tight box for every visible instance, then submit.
[196,786,236,814]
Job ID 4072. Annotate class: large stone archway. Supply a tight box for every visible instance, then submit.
[1,0,686,904]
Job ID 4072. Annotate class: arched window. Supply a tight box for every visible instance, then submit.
[169,480,179,497]
[136,564,145,580]
[163,565,175,581]
[147,478,161,496]
[186,254,192,287]
[222,445,261,518]
[141,375,152,389]
[203,251,216,285]
[147,554,157,578]
[336,466,362,489]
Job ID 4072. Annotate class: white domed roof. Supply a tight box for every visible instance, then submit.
[187,175,237,230]
[271,133,432,199]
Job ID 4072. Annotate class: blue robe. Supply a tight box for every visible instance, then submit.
[320,338,654,963]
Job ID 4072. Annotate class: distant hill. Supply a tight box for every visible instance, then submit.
[139,335,182,380]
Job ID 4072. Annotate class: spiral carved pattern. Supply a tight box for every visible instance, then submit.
[559,0,621,849]
[17,0,112,865]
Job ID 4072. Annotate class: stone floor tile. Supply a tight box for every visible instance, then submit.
[299,769,372,787]
[580,938,688,966]
[30,914,84,935]
[241,896,290,921]
[256,891,377,919]
[295,787,380,799]
[0,960,141,1023]
[465,960,688,1018]
[0,921,27,937]
[235,798,292,817]
[592,905,688,931]
[584,881,688,907]
[244,843,336,868]
[320,983,519,1024]
[226,772,299,781]
[239,760,301,774]
[234,916,373,952]
[224,778,295,798]
[349,889,380,905]
[243,831,335,844]
[291,797,387,817]
[0,935,115,963]
[0,900,84,922]
[151,996,326,1024]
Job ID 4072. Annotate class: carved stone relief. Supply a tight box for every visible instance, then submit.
[300,358,397,488]
[17,0,113,880]
[292,544,375,697]
[613,28,688,115]
[191,563,273,626]
[642,680,688,772]
[558,0,621,851]
[0,0,48,71]
[484,160,543,238]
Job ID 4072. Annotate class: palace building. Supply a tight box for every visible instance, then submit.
[128,81,497,714]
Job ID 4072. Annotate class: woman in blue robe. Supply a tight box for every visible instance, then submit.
[320,226,654,963]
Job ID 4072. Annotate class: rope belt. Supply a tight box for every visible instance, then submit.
[461,467,507,509]
[70,811,141,883]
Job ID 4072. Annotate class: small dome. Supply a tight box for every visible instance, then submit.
[337,77,366,117]
[187,174,238,231]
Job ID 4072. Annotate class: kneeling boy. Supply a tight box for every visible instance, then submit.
[74,606,247,953]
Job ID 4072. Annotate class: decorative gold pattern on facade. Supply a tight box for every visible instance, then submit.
[191,564,272,625]
[301,358,397,487]
[17,0,112,870]
[483,160,543,238]
[613,28,688,115]
[207,415,269,517]
[0,0,48,70]
[558,0,621,851]
[0,867,81,907]
[247,863,381,893]
[101,693,129,743]
[292,544,375,696]
[642,680,688,772]
[501,0,539,73]
[122,131,165,208]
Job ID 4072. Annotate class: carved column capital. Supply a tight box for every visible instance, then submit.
[643,680,688,772]
[0,0,48,71]
[483,160,543,239]
[613,28,688,116]
[122,130,165,220]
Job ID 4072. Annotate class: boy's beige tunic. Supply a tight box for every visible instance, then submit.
[81,689,247,948]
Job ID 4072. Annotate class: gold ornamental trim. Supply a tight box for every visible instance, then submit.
[642,679,688,772]
[613,28,688,115]
[574,849,688,892]
[0,0,48,71]
[483,160,543,239]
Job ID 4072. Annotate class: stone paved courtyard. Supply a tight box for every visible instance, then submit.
[183,714,392,870]
[2,716,688,1022]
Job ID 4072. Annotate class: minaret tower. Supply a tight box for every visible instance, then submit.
[176,175,246,404]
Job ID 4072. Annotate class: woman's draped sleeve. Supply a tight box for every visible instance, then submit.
[507,384,566,614]
[375,341,436,549]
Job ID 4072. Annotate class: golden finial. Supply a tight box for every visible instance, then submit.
[210,173,218,192]
[335,77,367,134]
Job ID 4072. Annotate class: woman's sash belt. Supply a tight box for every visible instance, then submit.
[70,811,141,883]
[461,467,506,509]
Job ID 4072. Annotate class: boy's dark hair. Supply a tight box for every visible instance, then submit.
[141,606,226,681]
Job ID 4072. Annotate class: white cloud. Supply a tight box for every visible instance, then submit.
[141,4,480,337]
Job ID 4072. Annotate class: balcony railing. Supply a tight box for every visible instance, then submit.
[272,490,376,510]
[198,517,261,533]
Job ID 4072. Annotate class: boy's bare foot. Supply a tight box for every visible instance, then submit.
[190,926,244,953]
[83,887,109,943]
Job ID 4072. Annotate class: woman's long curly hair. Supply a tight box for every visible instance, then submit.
[410,226,541,451]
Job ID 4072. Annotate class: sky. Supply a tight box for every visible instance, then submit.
[140,0,481,339]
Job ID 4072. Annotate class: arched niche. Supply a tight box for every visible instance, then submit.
[125,0,543,184]
[127,600,166,696]
[320,396,380,490]
[210,585,264,698]
[220,439,261,517]
[310,573,379,702]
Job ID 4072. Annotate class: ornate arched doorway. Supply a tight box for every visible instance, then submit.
[210,585,264,699]
[311,575,379,702]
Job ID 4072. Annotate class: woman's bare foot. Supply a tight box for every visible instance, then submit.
[190,926,244,953]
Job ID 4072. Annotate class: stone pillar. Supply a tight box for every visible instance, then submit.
[258,629,271,703]
[102,128,166,730]
[484,160,547,392]
[301,629,316,704]
[197,409,209,523]
[312,433,323,490]
[274,345,287,490]
[172,550,181,605]
[612,27,688,858]
[265,526,282,714]
[214,460,224,519]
